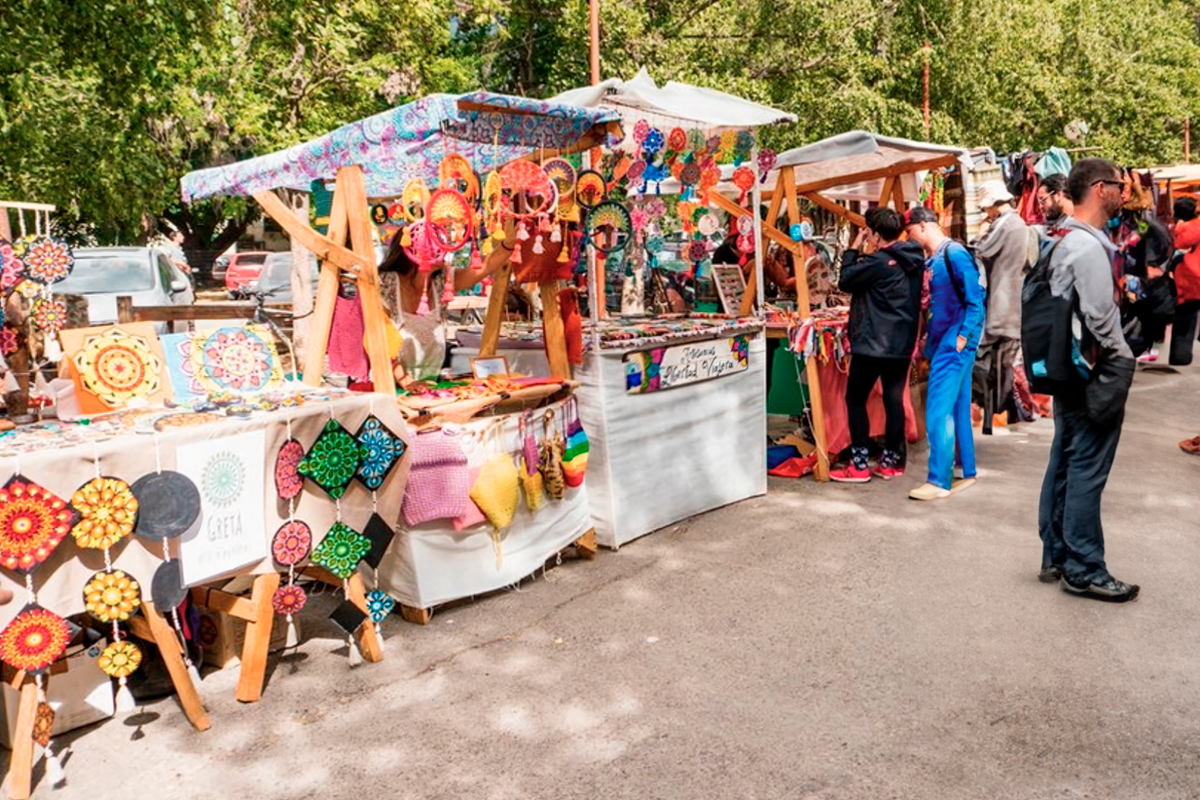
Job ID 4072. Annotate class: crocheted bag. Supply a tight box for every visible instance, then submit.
[401,429,469,527]
[469,422,520,531]
[561,397,588,488]
[518,411,544,512]
[539,409,566,500]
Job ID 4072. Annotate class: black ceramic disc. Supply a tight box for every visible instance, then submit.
[361,513,395,570]
[151,560,187,609]
[328,600,367,635]
[131,471,201,541]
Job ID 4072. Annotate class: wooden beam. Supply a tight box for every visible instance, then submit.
[738,266,758,316]
[190,586,256,622]
[540,282,571,379]
[790,154,961,196]
[235,572,281,703]
[878,175,897,208]
[341,165,397,395]
[252,189,369,274]
[801,191,867,227]
[891,178,906,211]
[709,191,803,256]
[781,165,830,480]
[8,681,37,799]
[478,262,511,357]
[139,601,211,731]
[302,179,349,385]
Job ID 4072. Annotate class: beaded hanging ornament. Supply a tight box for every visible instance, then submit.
[271,411,310,650]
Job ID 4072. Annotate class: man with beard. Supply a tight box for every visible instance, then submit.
[1036,174,1074,232]
[1037,158,1139,602]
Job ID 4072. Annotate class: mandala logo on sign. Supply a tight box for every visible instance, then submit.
[202,453,244,508]
[73,328,162,408]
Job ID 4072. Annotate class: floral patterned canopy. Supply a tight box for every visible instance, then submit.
[181,92,624,202]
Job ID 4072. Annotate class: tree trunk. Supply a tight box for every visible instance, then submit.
[289,192,314,374]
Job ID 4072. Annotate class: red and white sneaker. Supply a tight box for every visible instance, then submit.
[871,463,904,480]
[830,464,870,483]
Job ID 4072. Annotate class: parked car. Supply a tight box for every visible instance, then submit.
[248,252,320,304]
[53,247,194,327]
[211,254,230,284]
[224,251,272,295]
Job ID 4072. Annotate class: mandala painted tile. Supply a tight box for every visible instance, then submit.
[98,640,142,679]
[184,325,284,394]
[271,520,312,567]
[365,589,394,623]
[272,584,307,616]
[274,439,305,500]
[0,606,70,673]
[83,569,141,623]
[72,328,164,408]
[19,237,74,284]
[0,475,78,574]
[297,420,366,499]
[310,522,370,579]
[354,416,405,491]
[70,476,139,550]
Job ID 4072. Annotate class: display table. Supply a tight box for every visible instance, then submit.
[376,396,593,619]
[576,322,767,548]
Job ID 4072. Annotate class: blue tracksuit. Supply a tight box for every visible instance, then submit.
[924,239,987,490]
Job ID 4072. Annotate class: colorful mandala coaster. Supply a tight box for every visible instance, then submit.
[328,600,367,635]
[365,589,394,624]
[70,476,138,550]
[32,298,67,334]
[19,237,74,285]
[186,326,284,394]
[83,569,141,623]
[0,475,78,574]
[72,327,164,408]
[272,584,307,616]
[354,416,404,491]
[272,520,312,567]
[274,438,306,500]
[151,560,187,609]
[98,640,142,679]
[0,606,70,673]
[130,471,200,541]
[311,522,370,580]
[298,419,367,500]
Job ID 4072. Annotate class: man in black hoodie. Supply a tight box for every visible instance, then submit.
[830,207,926,482]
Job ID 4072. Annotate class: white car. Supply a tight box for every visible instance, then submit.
[54,246,195,327]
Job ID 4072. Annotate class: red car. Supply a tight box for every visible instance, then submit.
[224,251,272,294]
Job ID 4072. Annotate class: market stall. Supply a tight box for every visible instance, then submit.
[757,131,975,472]
[537,70,794,548]
[182,92,620,619]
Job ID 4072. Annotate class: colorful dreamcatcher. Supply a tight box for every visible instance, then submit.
[666,127,688,159]
[425,188,474,253]
[687,239,711,277]
[403,220,452,270]
[642,128,665,159]
[499,160,558,219]
[542,157,577,218]
[732,166,757,205]
[585,201,633,255]
[575,170,607,209]
[400,179,431,223]
[18,237,73,285]
[438,153,480,204]
[737,214,756,266]
[72,327,164,409]
[0,476,77,575]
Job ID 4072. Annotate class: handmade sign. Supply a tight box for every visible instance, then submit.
[60,323,172,414]
[177,430,269,586]
[183,325,285,396]
[623,335,751,394]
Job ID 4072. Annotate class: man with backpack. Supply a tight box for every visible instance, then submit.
[903,207,987,500]
[1026,158,1139,602]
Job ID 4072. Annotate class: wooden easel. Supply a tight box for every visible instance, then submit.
[253,165,395,395]
[5,602,210,800]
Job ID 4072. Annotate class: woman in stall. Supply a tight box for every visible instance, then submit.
[377,217,518,387]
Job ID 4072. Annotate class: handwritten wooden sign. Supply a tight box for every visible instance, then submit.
[623,335,750,394]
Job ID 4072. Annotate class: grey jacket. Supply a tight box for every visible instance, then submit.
[1048,216,1133,359]
[976,209,1030,342]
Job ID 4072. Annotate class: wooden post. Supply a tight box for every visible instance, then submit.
[341,165,397,394]
[540,281,571,378]
[478,262,512,357]
[128,603,211,731]
[780,166,831,480]
[289,191,314,367]
[235,572,281,703]
[8,681,37,800]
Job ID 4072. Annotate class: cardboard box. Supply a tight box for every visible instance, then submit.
[0,642,114,750]
[196,608,294,670]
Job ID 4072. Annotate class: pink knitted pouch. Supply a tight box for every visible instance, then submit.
[401,429,469,527]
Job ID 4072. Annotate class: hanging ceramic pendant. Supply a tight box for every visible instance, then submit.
[19,237,74,285]
[82,569,141,624]
[274,438,306,501]
[0,606,70,673]
[311,522,371,580]
[353,416,405,492]
[297,419,367,500]
[69,476,138,550]
[271,520,312,568]
[360,513,395,571]
[151,560,188,609]
[131,471,201,541]
[0,476,77,574]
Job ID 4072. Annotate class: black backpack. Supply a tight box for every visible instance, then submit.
[1020,234,1078,394]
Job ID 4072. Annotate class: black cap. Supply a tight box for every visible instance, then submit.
[903,206,939,226]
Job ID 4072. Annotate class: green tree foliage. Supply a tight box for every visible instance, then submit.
[2,0,1199,244]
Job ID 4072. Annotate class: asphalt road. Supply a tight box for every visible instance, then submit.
[19,363,1200,800]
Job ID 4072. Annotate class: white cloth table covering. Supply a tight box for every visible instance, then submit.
[576,334,767,548]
